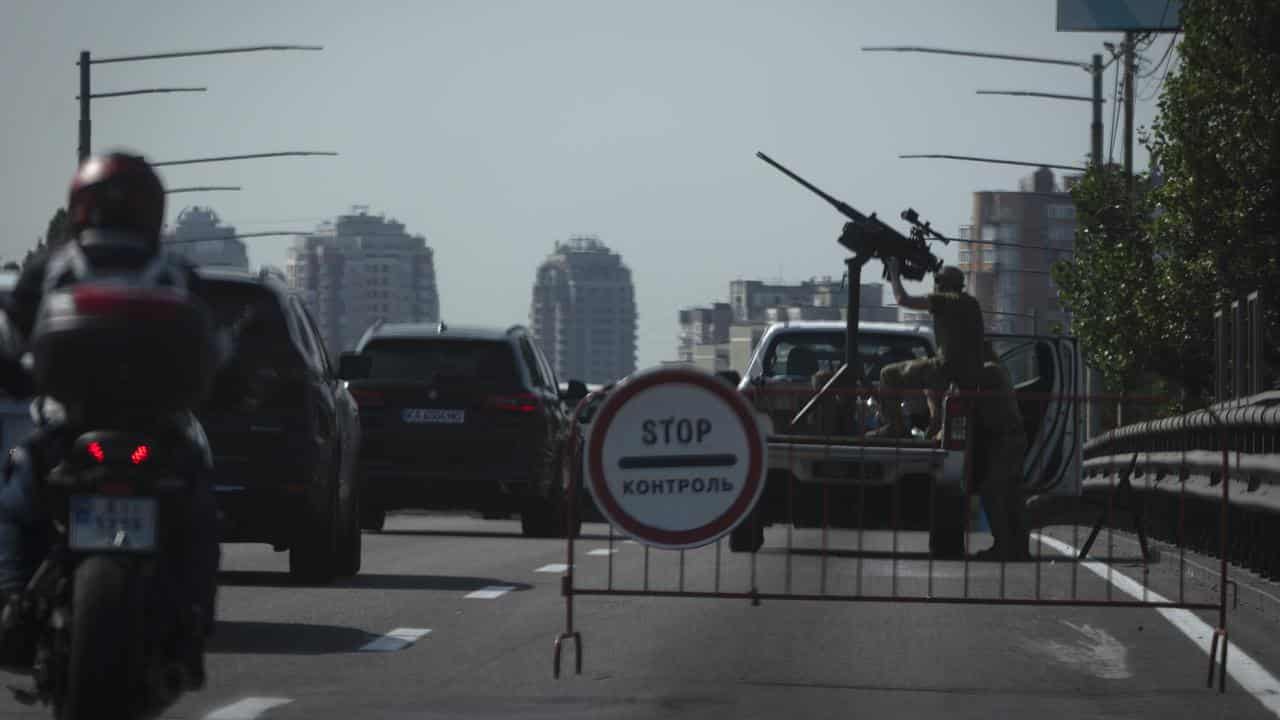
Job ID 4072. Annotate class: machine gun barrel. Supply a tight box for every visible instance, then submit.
[755,152,914,256]
[755,152,942,281]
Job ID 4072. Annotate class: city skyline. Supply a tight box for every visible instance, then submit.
[0,1,1164,368]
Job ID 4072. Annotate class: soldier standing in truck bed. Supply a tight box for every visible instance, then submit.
[868,258,985,438]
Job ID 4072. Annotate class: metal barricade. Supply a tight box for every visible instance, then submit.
[552,386,1233,692]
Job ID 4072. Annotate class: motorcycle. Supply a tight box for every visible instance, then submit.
[5,261,221,719]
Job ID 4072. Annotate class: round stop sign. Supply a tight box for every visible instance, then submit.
[585,367,766,549]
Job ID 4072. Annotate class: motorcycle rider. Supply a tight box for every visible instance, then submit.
[0,153,222,686]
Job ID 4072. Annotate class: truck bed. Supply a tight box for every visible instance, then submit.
[766,434,959,490]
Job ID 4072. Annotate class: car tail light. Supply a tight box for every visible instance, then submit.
[72,285,186,319]
[87,441,105,463]
[489,392,539,413]
[350,388,384,407]
[130,445,150,465]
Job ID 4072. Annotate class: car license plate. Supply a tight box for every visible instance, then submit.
[68,496,158,552]
[402,408,465,425]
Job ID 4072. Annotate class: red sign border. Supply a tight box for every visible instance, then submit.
[586,367,765,549]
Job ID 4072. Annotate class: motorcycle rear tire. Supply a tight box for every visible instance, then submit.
[60,556,146,720]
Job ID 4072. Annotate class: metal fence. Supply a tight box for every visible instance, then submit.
[552,386,1234,692]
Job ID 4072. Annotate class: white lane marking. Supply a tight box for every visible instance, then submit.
[206,697,293,719]
[622,540,638,545]
[536,563,570,573]
[1035,533,1280,715]
[465,585,517,599]
[587,548,618,556]
[359,627,431,652]
[1028,620,1132,680]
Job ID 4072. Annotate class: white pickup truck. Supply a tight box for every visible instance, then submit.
[730,320,1083,554]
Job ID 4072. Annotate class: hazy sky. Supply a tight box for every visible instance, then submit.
[1,1,1168,367]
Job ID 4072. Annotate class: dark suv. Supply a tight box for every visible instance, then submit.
[197,267,363,583]
[340,322,585,537]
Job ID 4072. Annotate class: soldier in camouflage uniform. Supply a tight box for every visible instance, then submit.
[973,343,1030,561]
[870,260,985,438]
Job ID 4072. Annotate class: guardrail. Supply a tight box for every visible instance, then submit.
[1082,391,1280,580]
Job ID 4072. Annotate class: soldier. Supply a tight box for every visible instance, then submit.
[973,343,1030,561]
[868,259,984,438]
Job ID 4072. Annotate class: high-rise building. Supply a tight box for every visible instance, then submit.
[956,167,1078,334]
[530,236,637,385]
[677,303,733,363]
[162,206,248,269]
[286,207,439,354]
[728,278,895,324]
[680,277,896,373]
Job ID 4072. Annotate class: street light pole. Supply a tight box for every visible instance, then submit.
[76,44,322,162]
[863,46,1106,168]
[899,154,1086,172]
[152,151,338,167]
[974,52,1105,169]
[165,186,243,194]
[78,51,90,163]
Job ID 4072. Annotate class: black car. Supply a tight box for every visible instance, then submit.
[340,322,586,537]
[197,267,363,583]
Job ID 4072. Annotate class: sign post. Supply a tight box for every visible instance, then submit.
[585,367,767,549]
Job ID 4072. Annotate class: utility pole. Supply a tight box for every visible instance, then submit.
[1123,33,1136,196]
[1091,53,1104,169]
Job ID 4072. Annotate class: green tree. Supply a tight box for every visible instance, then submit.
[1055,0,1280,406]
[1052,166,1154,393]
[1148,0,1280,390]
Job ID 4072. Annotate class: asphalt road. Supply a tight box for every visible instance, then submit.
[2,513,1279,719]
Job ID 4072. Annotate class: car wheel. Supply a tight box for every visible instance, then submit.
[336,486,362,577]
[290,487,339,584]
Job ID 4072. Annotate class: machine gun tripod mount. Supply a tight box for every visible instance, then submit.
[755,151,948,427]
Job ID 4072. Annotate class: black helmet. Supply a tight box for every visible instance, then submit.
[935,265,965,292]
[67,153,166,249]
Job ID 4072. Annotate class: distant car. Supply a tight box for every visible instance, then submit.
[340,322,585,537]
[196,267,362,583]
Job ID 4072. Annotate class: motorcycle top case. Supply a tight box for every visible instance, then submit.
[30,250,218,412]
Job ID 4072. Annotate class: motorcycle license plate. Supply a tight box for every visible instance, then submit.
[68,496,158,552]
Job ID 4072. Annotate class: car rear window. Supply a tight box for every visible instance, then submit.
[202,280,300,368]
[362,339,521,388]
[762,332,933,382]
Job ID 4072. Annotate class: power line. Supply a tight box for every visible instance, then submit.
[1140,34,1181,101]
[1140,33,1179,79]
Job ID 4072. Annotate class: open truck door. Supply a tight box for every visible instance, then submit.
[988,333,1083,497]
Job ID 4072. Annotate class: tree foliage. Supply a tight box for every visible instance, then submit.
[1054,0,1280,404]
